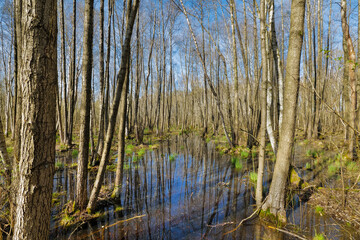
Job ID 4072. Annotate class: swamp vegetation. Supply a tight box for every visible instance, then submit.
[1,0,360,239]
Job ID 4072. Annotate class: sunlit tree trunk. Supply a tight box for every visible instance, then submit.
[341,0,357,160]
[14,0,57,237]
[59,0,68,145]
[112,62,130,199]
[76,0,94,210]
[262,0,305,222]
[87,0,139,212]
[256,0,268,207]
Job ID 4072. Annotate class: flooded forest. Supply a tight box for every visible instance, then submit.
[0,0,360,239]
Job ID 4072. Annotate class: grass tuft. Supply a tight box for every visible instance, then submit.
[72,149,79,158]
[55,161,65,171]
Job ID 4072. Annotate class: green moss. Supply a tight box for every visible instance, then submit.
[60,215,74,227]
[290,168,301,187]
[114,206,124,213]
[106,164,117,172]
[315,206,324,216]
[346,161,358,172]
[60,144,67,151]
[69,162,78,168]
[305,162,312,170]
[313,233,325,240]
[92,211,106,220]
[6,147,13,154]
[327,164,339,176]
[125,144,134,155]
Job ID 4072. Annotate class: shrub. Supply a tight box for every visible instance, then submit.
[169,154,177,161]
[250,172,258,184]
[241,150,249,159]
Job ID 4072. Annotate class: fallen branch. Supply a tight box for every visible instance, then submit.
[207,222,234,228]
[67,221,86,240]
[224,196,268,235]
[267,225,308,240]
[86,214,146,238]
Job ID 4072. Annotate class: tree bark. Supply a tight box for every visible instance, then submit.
[14,0,57,238]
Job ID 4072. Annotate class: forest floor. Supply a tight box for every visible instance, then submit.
[207,130,360,238]
[2,128,360,239]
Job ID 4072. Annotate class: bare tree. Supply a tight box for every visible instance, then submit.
[262,0,305,222]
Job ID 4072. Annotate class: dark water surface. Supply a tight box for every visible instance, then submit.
[50,135,355,239]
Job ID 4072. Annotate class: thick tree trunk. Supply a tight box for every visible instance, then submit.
[262,0,305,222]
[13,0,57,238]
[76,0,94,210]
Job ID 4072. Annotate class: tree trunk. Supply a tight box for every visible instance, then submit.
[96,0,106,157]
[87,0,139,212]
[256,0,268,207]
[13,0,57,238]
[67,0,77,146]
[262,0,305,222]
[341,0,357,160]
[76,0,94,210]
[112,61,130,199]
[60,0,68,145]
[230,0,239,145]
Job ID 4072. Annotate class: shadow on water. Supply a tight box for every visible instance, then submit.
[49,135,355,239]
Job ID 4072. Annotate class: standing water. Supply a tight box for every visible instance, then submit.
[50,135,355,239]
